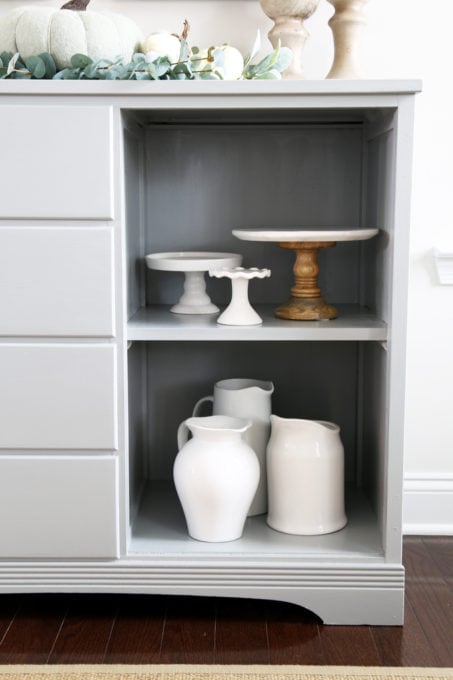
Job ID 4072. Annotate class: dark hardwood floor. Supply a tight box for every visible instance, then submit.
[0,537,452,666]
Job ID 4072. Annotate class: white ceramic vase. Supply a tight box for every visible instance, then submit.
[266,415,347,535]
[327,0,368,79]
[259,0,321,79]
[174,415,260,542]
[193,378,274,516]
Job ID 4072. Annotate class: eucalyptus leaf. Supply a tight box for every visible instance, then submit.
[198,70,220,80]
[254,69,282,79]
[25,56,46,79]
[271,46,293,73]
[53,68,80,80]
[243,30,261,69]
[71,53,93,69]
[38,52,56,78]
[0,51,13,65]
[6,53,20,75]
[134,71,151,81]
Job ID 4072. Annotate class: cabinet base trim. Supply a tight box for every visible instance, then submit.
[0,562,404,625]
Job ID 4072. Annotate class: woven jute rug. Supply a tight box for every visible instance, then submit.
[0,666,452,680]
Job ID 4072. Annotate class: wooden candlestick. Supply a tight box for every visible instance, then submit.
[259,0,321,79]
[275,241,337,320]
[327,0,368,79]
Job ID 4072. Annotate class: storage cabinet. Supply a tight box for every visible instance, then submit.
[0,81,420,624]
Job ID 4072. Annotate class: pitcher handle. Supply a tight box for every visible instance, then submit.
[192,395,213,417]
[177,420,191,451]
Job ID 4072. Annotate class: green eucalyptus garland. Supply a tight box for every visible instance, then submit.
[0,35,292,81]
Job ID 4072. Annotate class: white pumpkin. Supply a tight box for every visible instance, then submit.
[142,32,181,64]
[197,45,244,80]
[0,2,143,70]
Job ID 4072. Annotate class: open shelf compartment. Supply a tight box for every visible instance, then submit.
[120,90,413,624]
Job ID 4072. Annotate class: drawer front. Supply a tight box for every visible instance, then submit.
[0,227,115,337]
[0,456,118,558]
[0,344,117,450]
[0,106,113,220]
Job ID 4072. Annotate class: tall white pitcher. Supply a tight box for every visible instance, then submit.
[193,378,274,515]
[267,415,347,535]
[174,415,259,542]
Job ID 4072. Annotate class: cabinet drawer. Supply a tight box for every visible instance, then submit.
[0,227,115,337]
[0,344,117,450]
[0,106,113,220]
[0,456,118,558]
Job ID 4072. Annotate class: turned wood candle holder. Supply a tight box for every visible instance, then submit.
[232,228,379,321]
[327,0,369,79]
[259,0,321,79]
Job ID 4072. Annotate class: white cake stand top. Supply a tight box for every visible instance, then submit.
[145,251,243,315]
[232,228,379,242]
[145,251,242,271]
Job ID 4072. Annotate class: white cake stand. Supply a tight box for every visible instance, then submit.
[210,267,271,325]
[145,251,242,314]
[232,228,379,320]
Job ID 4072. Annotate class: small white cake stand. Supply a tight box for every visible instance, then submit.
[145,251,242,314]
[210,267,271,325]
[233,228,378,320]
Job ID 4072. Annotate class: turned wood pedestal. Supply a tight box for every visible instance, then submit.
[276,241,337,320]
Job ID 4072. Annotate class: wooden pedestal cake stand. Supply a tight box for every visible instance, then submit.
[232,228,379,320]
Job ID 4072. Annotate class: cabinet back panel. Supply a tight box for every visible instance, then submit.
[141,341,358,483]
[143,125,364,306]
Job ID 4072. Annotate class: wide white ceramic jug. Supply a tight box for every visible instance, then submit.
[193,378,274,516]
[174,415,260,543]
[267,415,347,535]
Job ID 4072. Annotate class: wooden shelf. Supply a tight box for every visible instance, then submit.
[127,305,387,342]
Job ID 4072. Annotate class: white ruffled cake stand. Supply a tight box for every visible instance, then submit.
[145,251,242,314]
[210,267,271,325]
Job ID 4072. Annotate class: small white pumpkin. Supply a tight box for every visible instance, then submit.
[142,32,181,64]
[197,45,244,80]
[0,0,143,70]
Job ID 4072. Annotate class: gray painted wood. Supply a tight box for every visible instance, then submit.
[0,81,419,624]
[128,305,387,341]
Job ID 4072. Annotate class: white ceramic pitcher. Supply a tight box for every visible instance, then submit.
[174,415,260,543]
[192,378,274,516]
[266,415,347,535]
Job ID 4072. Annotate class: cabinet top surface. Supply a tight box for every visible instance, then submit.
[0,79,422,100]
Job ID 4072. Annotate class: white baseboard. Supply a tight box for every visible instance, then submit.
[403,474,453,535]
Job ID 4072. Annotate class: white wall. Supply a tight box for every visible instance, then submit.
[1,0,452,532]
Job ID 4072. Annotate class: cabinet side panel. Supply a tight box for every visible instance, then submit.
[123,120,145,318]
[363,118,397,320]
[361,342,388,536]
[127,342,147,525]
